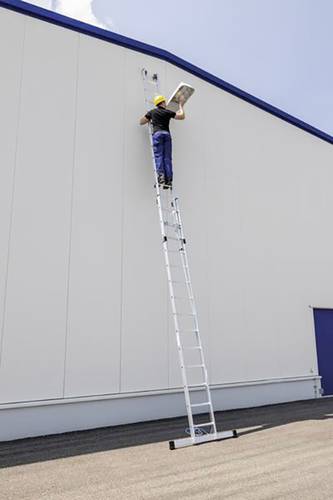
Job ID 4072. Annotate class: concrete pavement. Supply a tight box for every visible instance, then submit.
[1,398,333,499]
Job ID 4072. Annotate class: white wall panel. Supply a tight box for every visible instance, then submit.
[0,10,25,365]
[120,51,169,391]
[64,37,125,397]
[206,91,333,383]
[0,18,78,403]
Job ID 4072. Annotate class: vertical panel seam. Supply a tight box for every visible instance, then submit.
[62,33,80,398]
[203,114,212,379]
[164,61,170,389]
[118,49,128,394]
[311,308,320,376]
[0,18,26,370]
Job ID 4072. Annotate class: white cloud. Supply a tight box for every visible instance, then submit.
[55,0,111,30]
[28,0,53,8]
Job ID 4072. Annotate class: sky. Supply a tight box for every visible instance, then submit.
[25,0,332,136]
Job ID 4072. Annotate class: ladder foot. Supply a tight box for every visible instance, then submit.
[169,440,175,450]
[169,430,238,450]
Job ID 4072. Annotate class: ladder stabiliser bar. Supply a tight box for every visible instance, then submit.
[169,430,237,450]
[142,67,237,449]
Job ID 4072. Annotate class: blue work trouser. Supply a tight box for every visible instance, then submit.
[152,131,173,181]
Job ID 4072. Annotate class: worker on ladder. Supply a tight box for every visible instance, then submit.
[140,95,185,189]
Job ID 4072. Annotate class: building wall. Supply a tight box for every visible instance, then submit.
[0,7,331,439]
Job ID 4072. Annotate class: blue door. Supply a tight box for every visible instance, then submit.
[313,308,333,395]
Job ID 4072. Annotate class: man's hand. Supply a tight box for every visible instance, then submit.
[140,116,150,125]
[175,96,185,120]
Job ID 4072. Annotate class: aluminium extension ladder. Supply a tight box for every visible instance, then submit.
[142,69,237,449]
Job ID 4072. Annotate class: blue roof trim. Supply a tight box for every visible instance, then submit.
[1,0,332,146]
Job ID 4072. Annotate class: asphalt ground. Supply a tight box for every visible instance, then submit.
[1,398,333,499]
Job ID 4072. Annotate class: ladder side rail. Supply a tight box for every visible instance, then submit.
[172,197,217,434]
[174,222,217,434]
[158,198,196,441]
[140,69,237,448]
[176,245,217,434]
[142,70,196,441]
[142,71,167,250]
[172,198,204,352]
[162,194,201,440]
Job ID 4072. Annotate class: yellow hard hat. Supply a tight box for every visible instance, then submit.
[154,95,166,106]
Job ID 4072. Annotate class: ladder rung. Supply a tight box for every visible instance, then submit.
[184,346,201,350]
[194,422,215,428]
[164,229,182,234]
[163,221,181,228]
[191,402,211,407]
[188,383,208,388]
[168,280,190,284]
[186,364,204,368]
[168,249,185,253]
[165,236,181,241]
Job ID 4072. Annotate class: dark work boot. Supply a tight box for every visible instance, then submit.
[163,178,173,190]
[157,173,165,186]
